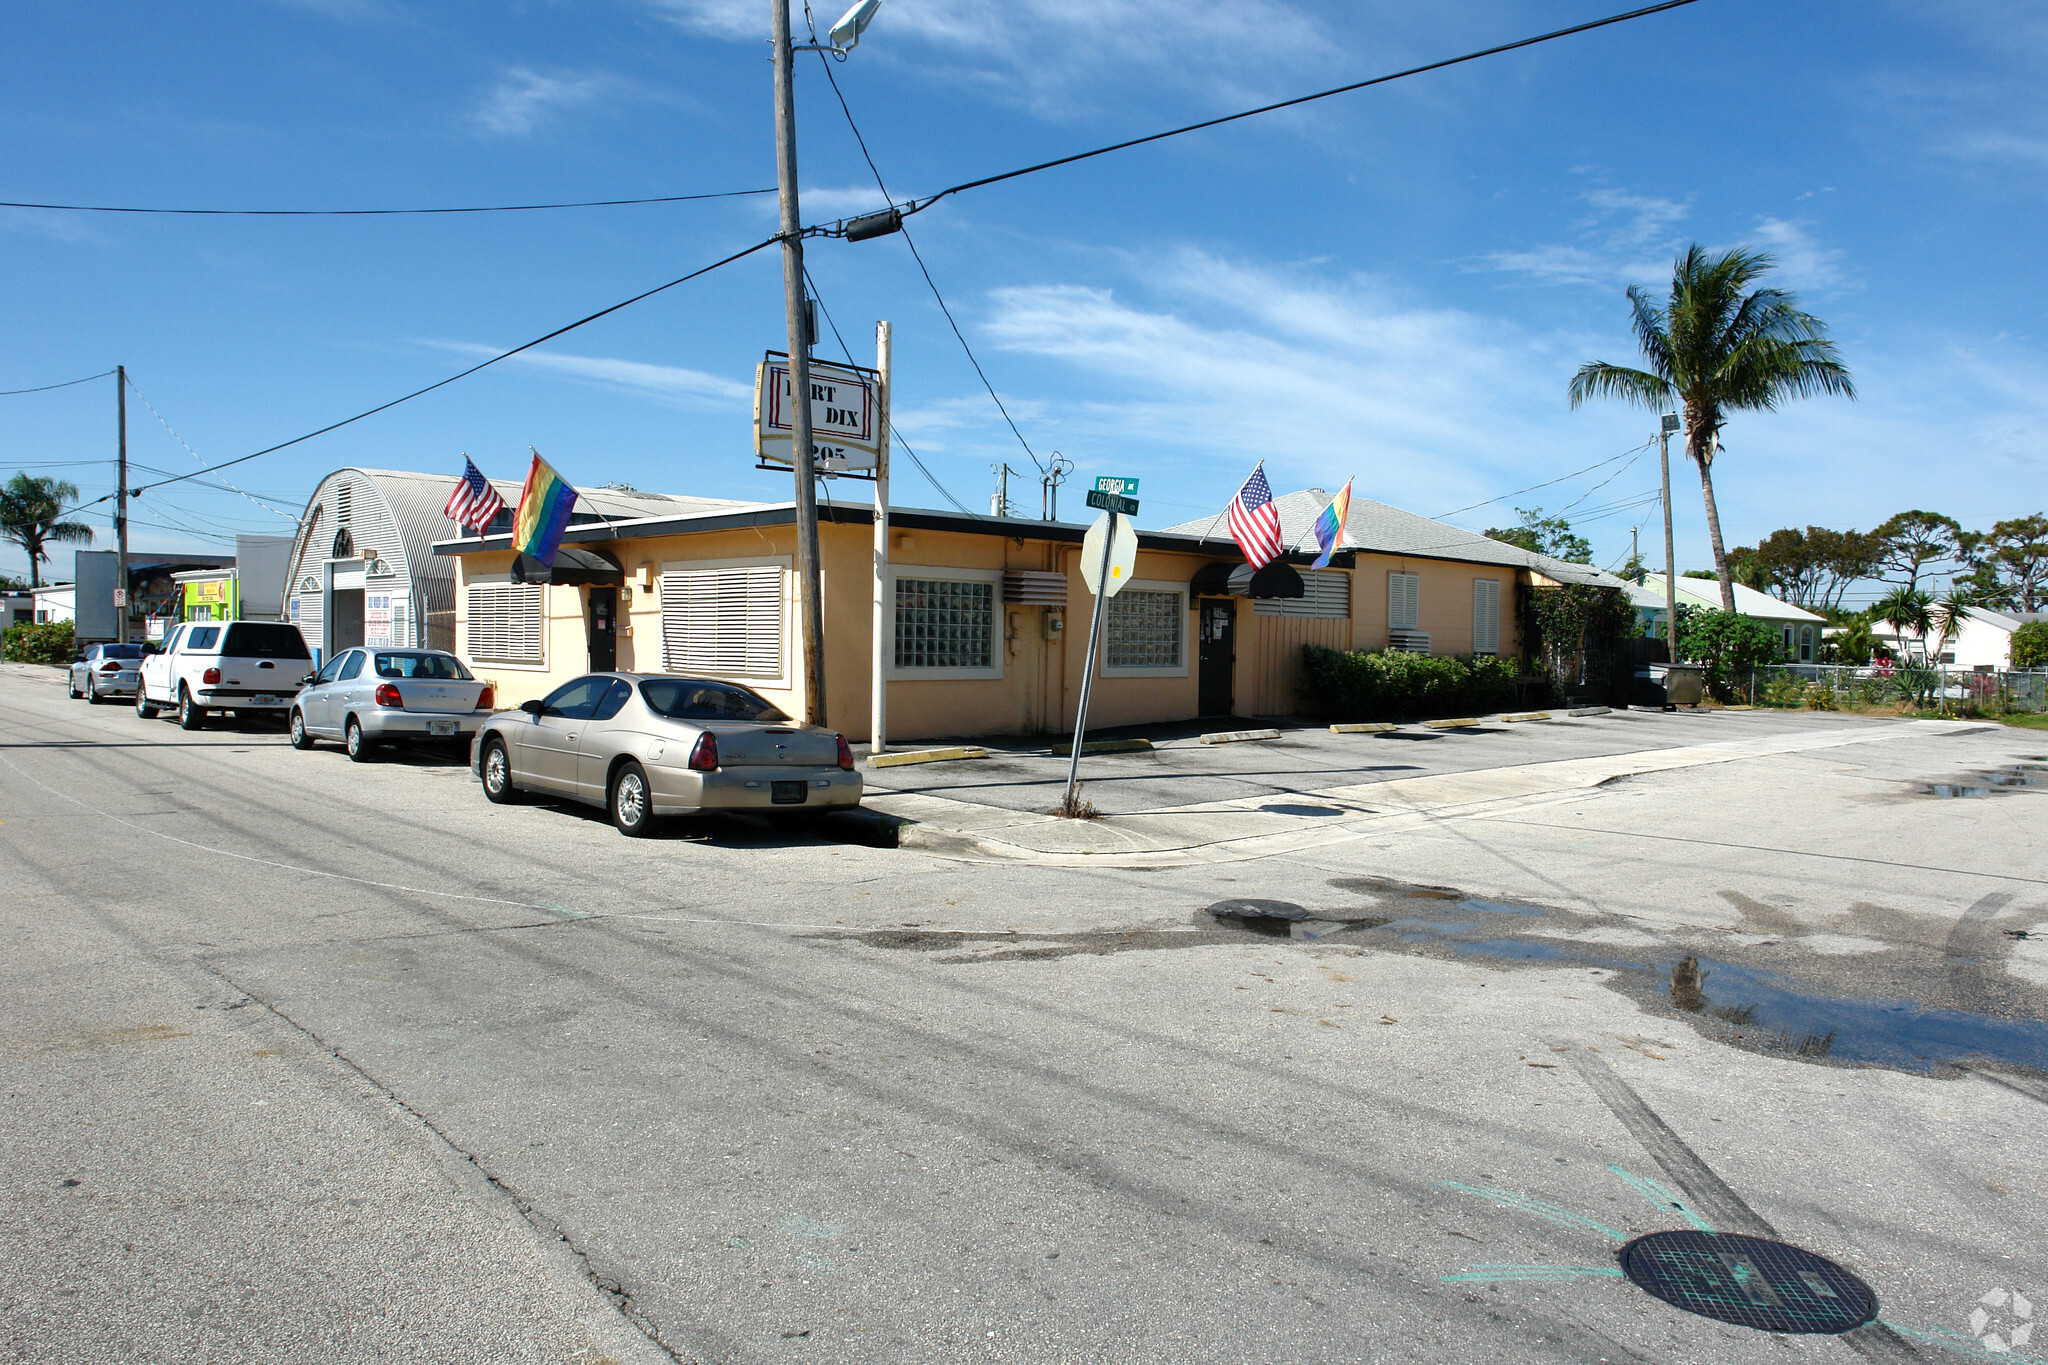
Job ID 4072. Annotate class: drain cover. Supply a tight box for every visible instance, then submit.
[1618,1231,1878,1334]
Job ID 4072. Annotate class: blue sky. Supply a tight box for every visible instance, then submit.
[3,0,2043,601]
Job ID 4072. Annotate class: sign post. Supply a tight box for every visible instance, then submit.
[1060,481,1140,816]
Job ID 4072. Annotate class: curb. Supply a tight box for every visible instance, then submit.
[1329,722,1396,734]
[1050,737,1156,756]
[1200,727,1282,745]
[867,746,989,769]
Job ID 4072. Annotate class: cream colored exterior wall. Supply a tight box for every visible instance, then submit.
[448,524,1530,740]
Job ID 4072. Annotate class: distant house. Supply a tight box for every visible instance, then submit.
[1887,605,2048,669]
[32,583,74,624]
[1626,573,1829,662]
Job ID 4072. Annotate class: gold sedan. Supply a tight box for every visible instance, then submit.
[471,673,862,836]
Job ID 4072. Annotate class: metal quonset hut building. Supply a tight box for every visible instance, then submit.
[285,468,741,660]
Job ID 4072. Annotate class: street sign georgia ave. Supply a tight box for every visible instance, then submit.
[754,355,880,473]
[1079,511,1138,597]
[1093,476,1139,497]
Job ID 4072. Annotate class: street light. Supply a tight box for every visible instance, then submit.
[828,0,881,52]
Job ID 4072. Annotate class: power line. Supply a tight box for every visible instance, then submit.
[1,369,114,396]
[0,188,776,217]
[813,50,1047,479]
[822,0,1704,232]
[116,233,781,502]
[1434,441,1651,520]
[802,269,982,520]
[122,374,303,522]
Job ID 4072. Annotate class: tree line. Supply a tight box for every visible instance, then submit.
[1722,512,2047,615]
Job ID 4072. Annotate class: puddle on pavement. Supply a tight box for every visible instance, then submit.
[1923,764,2046,798]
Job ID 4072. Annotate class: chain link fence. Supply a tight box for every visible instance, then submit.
[1734,664,2048,714]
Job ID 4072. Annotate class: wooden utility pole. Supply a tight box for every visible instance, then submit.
[115,365,129,644]
[772,0,828,725]
[870,320,891,755]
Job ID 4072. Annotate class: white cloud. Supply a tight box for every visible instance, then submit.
[1480,186,1690,289]
[647,0,1340,115]
[422,342,752,408]
[1748,217,1850,292]
[0,207,111,246]
[470,66,613,138]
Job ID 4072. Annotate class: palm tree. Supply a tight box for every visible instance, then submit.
[1874,586,1934,663]
[1569,245,1855,613]
[1930,588,1979,663]
[0,473,96,589]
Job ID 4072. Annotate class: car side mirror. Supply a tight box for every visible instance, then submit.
[299,672,316,686]
[520,699,544,717]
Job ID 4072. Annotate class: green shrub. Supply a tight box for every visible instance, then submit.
[2,619,75,665]
[1803,682,1838,711]
[1300,645,1522,721]
[1762,675,1806,708]
[2014,621,2048,670]
[1675,606,1785,699]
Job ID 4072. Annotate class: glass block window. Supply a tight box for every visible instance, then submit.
[895,577,994,670]
[1106,589,1184,669]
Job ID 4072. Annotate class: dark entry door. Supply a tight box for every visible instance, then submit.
[587,587,617,672]
[1198,599,1234,717]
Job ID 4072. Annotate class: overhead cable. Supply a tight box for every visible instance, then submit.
[813,52,1046,478]
[811,0,1705,234]
[129,233,781,497]
[1434,441,1651,520]
[1,369,114,396]
[123,374,303,522]
[1,188,776,217]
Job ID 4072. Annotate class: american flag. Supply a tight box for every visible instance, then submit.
[444,456,504,535]
[1226,461,1284,568]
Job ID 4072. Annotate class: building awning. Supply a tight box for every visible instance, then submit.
[1189,560,1304,599]
[510,546,624,587]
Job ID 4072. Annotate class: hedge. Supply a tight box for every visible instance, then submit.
[1300,645,1521,721]
[2,619,75,665]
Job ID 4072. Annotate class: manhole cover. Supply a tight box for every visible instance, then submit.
[1618,1231,1877,1334]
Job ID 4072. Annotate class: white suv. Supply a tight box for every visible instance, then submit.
[137,620,312,730]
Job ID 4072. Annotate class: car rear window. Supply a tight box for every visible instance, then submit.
[222,622,312,659]
[639,678,788,723]
[186,626,221,650]
[101,644,145,660]
[373,652,472,680]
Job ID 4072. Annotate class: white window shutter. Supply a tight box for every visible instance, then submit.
[1388,572,1419,631]
[659,566,785,677]
[1473,578,1500,655]
[466,584,543,663]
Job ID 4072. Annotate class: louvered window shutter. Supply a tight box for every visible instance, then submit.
[1388,572,1419,630]
[659,566,785,677]
[1473,578,1500,655]
[466,584,543,663]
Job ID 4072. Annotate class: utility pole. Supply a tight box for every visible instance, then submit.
[990,462,1013,518]
[870,320,891,756]
[115,365,129,645]
[1659,414,1679,652]
[772,0,828,725]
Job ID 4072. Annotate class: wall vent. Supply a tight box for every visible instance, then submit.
[1388,629,1431,654]
[1003,570,1068,606]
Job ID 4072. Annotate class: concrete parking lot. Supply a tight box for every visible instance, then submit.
[2,663,2043,1364]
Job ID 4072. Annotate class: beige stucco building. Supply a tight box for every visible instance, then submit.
[434,485,1622,742]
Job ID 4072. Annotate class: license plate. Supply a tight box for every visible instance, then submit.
[251,694,280,706]
[427,719,459,736]
[771,781,807,805]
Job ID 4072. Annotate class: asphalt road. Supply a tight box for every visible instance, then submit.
[3,663,2043,1364]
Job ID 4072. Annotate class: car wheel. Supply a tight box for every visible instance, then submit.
[345,717,375,763]
[68,672,83,699]
[177,688,206,731]
[611,761,658,837]
[85,675,100,704]
[480,739,521,804]
[135,687,159,720]
[289,709,315,750]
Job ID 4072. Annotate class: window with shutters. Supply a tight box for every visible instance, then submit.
[1103,584,1188,676]
[889,568,1000,678]
[466,583,544,664]
[1472,578,1501,655]
[334,481,353,527]
[1388,572,1420,630]
[1253,571,1350,619]
[658,564,785,681]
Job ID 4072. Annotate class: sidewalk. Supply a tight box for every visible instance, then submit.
[860,711,1949,866]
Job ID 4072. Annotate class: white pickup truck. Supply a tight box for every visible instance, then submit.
[136,620,313,730]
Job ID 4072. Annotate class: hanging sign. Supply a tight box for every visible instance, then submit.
[754,353,880,474]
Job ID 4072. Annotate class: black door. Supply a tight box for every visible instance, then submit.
[1198,599,1234,717]
[588,587,617,672]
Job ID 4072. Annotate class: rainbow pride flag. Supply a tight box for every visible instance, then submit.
[512,451,578,566]
[1310,478,1352,569]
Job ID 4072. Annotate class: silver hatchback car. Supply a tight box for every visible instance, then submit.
[69,643,146,703]
[471,673,862,836]
[290,647,496,761]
